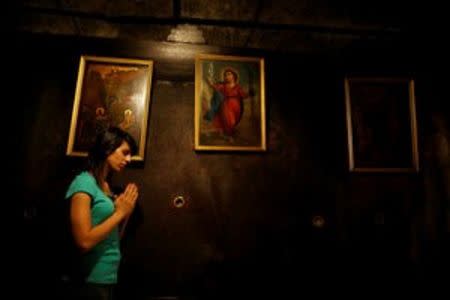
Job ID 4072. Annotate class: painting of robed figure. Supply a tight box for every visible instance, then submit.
[195,54,266,151]
[66,55,153,161]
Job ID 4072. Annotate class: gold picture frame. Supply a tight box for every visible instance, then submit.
[344,77,419,172]
[66,55,153,161]
[195,54,266,151]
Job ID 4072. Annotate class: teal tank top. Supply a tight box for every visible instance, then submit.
[65,171,121,284]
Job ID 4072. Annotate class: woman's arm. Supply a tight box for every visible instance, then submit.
[205,77,224,92]
[70,192,126,253]
[70,184,138,252]
[238,85,250,99]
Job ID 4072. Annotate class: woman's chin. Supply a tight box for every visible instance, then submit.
[114,166,124,172]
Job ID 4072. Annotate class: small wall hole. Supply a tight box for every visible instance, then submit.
[173,196,185,208]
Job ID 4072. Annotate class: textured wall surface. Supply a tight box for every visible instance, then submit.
[15,1,449,299]
[16,0,441,54]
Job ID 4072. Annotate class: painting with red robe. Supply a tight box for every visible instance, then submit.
[195,54,266,151]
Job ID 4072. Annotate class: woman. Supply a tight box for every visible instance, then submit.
[205,68,250,136]
[65,126,139,299]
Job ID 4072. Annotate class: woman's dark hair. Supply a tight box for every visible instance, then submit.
[87,126,137,184]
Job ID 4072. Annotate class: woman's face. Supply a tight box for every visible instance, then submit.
[106,141,132,172]
[224,71,235,83]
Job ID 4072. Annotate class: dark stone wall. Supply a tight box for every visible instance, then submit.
[17,32,449,299]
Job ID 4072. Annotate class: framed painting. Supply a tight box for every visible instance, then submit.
[195,53,266,151]
[344,77,419,172]
[66,55,153,161]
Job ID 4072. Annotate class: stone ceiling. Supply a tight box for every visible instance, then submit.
[15,0,443,54]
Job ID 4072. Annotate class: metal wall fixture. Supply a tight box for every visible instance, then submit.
[312,215,325,228]
[173,195,186,208]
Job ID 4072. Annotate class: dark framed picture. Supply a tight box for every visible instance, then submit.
[195,53,266,151]
[66,55,153,161]
[344,77,419,172]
